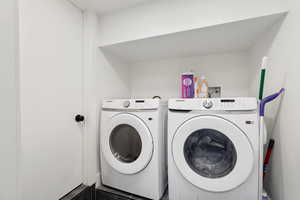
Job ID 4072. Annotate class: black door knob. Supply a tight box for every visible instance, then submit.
[75,115,85,122]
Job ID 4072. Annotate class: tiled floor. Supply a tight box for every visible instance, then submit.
[60,184,95,200]
[59,184,168,200]
[96,185,168,200]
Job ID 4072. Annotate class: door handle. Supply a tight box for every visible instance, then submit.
[75,114,85,122]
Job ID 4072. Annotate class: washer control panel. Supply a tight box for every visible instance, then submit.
[169,98,257,111]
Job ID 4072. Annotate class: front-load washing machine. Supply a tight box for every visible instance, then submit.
[168,98,262,200]
[100,99,167,200]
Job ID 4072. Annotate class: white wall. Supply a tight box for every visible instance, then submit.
[130,52,251,99]
[83,13,130,186]
[249,1,300,199]
[0,1,19,200]
[98,0,287,46]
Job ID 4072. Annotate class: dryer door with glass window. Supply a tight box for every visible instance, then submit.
[172,115,254,192]
[102,113,153,174]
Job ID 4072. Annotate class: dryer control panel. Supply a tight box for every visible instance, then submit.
[169,98,257,111]
[103,99,164,110]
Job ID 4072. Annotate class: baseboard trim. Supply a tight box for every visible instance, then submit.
[95,172,101,187]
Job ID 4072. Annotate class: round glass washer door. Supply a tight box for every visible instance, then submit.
[172,115,254,192]
[102,113,153,174]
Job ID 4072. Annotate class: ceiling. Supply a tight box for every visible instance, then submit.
[70,0,151,15]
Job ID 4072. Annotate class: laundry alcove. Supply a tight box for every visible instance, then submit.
[78,1,291,199]
[91,5,289,196]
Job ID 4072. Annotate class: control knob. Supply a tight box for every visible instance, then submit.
[203,100,213,109]
[123,100,130,108]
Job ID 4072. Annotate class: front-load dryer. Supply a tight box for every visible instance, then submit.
[100,99,167,200]
[168,98,262,200]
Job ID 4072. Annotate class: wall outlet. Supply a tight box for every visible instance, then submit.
[208,87,221,98]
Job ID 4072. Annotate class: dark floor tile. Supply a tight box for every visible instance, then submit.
[60,184,96,200]
[96,185,168,200]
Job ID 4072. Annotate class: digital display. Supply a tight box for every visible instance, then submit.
[221,99,235,103]
[135,100,145,103]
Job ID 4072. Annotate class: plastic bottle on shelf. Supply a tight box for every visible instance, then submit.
[194,76,200,98]
[181,72,194,98]
[198,75,209,98]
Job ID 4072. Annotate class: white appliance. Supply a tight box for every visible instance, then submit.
[168,98,262,200]
[100,99,168,200]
